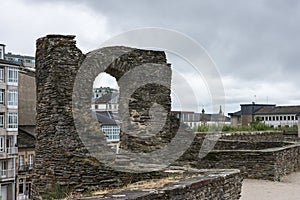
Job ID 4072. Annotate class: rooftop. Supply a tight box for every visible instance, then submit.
[255,105,300,115]
[93,93,119,104]
[95,111,118,125]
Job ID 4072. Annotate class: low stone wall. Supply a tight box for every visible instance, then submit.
[220,131,285,142]
[214,140,290,150]
[177,135,300,181]
[79,168,242,200]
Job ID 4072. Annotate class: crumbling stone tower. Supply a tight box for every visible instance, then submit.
[32,35,191,198]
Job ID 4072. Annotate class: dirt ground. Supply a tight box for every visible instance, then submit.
[241,171,300,200]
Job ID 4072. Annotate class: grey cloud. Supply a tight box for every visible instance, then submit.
[5,0,300,113]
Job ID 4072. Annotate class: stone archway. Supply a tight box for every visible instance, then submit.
[32,35,193,198]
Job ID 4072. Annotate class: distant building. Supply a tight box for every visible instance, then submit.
[93,87,118,99]
[254,105,300,128]
[92,92,119,113]
[0,44,19,200]
[228,102,300,128]
[171,107,230,129]
[95,111,120,142]
[228,103,275,126]
[5,52,35,68]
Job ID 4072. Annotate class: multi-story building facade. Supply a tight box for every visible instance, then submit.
[92,87,120,143]
[0,44,19,200]
[16,128,35,200]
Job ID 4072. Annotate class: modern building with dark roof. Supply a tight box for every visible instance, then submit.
[254,105,300,127]
[228,102,300,127]
[228,102,275,126]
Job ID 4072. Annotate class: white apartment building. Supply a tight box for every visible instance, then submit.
[254,105,300,128]
[0,44,19,200]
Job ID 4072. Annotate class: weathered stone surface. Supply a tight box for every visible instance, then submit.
[77,168,242,200]
[176,132,300,181]
[32,35,177,198]
[32,34,243,200]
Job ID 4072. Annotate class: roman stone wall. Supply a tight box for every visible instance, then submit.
[82,168,242,200]
[176,132,300,181]
[32,34,243,199]
[220,131,285,142]
[32,35,177,198]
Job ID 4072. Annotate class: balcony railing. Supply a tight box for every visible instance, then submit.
[7,147,18,154]
[0,147,18,157]
[0,169,15,180]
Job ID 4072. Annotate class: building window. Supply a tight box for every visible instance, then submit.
[7,90,18,107]
[29,154,34,170]
[269,116,272,121]
[261,117,264,121]
[0,67,4,82]
[1,161,7,177]
[8,112,18,129]
[0,137,4,152]
[19,178,24,194]
[276,116,279,121]
[8,67,18,83]
[287,116,290,121]
[101,125,120,142]
[280,116,283,120]
[265,117,268,121]
[0,89,4,105]
[284,116,286,120]
[19,155,24,170]
[292,116,295,120]
[0,113,4,128]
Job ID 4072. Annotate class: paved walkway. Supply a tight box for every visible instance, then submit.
[241,171,300,200]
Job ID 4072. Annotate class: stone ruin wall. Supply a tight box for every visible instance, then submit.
[176,132,300,181]
[32,35,180,198]
[32,34,244,199]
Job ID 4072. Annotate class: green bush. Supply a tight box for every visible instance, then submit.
[194,125,209,132]
[42,183,71,200]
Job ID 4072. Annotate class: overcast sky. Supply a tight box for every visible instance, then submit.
[1,0,300,115]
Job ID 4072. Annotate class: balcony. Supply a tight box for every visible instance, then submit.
[7,147,18,154]
[0,169,15,180]
[0,147,18,157]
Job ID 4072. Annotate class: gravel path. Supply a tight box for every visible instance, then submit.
[241,171,300,200]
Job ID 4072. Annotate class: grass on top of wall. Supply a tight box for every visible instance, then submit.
[193,122,298,132]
